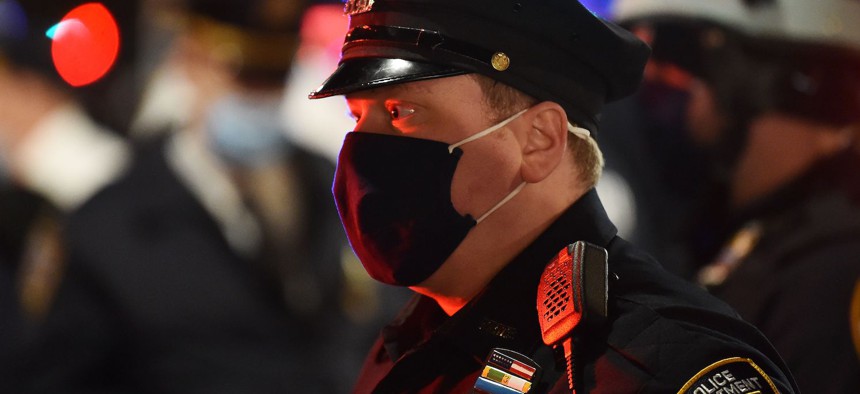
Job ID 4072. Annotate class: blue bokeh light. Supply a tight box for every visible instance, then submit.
[0,0,28,41]
[579,0,614,19]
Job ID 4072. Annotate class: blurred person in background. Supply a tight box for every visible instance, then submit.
[0,0,138,211]
[557,1,714,277]
[0,0,140,355]
[616,0,860,392]
[14,0,363,392]
[593,85,712,277]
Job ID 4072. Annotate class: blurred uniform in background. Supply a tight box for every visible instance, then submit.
[0,253,22,394]
[0,0,139,390]
[616,0,860,392]
[13,0,370,392]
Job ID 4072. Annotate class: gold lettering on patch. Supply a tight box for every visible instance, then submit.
[678,357,779,394]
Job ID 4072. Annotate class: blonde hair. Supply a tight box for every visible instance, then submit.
[471,74,604,188]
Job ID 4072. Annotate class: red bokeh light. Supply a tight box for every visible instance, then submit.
[299,4,348,63]
[50,3,119,87]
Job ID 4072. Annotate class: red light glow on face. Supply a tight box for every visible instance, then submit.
[50,3,119,87]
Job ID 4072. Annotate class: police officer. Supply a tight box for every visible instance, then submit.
[309,0,799,392]
[0,0,139,210]
[615,0,860,392]
[0,0,135,325]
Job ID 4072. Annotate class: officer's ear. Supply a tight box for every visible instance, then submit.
[518,101,568,183]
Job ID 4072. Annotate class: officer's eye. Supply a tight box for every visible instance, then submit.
[388,104,415,120]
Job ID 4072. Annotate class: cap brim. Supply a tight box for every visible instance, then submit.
[308,57,466,99]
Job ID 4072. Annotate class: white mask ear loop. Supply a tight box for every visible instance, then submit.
[473,124,591,224]
[455,113,592,223]
[448,109,529,154]
[568,123,591,140]
[476,182,526,224]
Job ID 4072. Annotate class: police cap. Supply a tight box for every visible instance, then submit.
[184,0,309,83]
[309,0,650,132]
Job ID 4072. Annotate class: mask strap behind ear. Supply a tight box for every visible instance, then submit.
[468,119,592,224]
[568,123,591,140]
[448,109,592,154]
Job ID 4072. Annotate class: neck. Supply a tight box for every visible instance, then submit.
[411,168,587,316]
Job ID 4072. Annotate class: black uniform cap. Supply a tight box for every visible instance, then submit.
[184,0,310,83]
[308,0,651,132]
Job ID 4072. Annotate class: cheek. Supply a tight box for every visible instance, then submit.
[449,137,521,217]
[449,157,482,216]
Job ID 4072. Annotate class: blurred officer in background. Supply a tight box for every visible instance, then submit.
[0,0,139,342]
[14,0,358,392]
[616,0,860,392]
[309,0,798,392]
[0,0,138,211]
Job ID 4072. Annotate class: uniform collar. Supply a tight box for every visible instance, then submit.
[166,130,263,258]
[381,189,617,363]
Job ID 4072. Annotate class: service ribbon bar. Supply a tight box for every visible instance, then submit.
[473,377,522,394]
[482,366,533,393]
[488,350,537,380]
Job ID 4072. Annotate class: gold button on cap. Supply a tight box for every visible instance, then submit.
[491,52,510,71]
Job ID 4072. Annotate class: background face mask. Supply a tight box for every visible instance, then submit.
[205,94,292,168]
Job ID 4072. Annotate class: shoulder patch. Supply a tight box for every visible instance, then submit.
[678,357,779,394]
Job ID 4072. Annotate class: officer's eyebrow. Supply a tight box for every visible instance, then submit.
[376,81,434,98]
[395,80,433,95]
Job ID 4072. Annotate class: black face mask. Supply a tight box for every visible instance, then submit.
[333,132,476,286]
[332,110,532,286]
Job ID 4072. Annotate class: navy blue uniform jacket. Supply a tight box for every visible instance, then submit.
[353,190,798,393]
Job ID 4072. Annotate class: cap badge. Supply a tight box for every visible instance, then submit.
[491,52,511,71]
[344,0,375,16]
